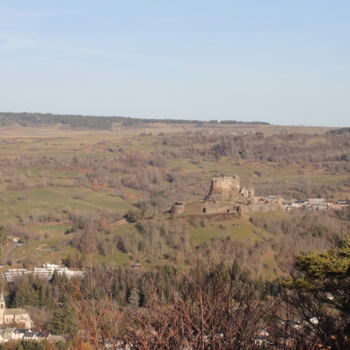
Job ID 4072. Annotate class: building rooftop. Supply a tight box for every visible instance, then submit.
[4,308,28,315]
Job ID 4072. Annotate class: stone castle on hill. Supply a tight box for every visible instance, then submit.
[0,292,32,329]
[205,176,255,202]
[170,175,282,216]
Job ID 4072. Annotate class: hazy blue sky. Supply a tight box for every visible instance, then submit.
[0,1,349,126]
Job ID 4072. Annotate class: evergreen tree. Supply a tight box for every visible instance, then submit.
[127,288,140,307]
[50,300,78,335]
[283,243,350,349]
[13,281,39,307]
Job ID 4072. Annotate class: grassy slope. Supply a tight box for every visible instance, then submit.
[1,125,348,276]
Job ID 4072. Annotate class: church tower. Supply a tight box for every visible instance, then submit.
[0,291,5,324]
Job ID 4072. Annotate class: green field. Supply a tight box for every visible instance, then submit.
[189,217,269,245]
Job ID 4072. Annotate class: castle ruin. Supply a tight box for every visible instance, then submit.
[170,175,283,217]
[205,176,256,203]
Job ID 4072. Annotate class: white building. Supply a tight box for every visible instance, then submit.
[3,265,85,283]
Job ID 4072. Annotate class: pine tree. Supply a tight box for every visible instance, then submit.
[50,300,78,335]
[13,281,39,307]
[127,288,140,307]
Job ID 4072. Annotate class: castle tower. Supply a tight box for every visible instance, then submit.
[205,176,241,202]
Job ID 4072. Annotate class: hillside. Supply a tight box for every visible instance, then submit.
[0,119,348,280]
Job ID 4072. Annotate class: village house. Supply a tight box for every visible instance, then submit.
[0,328,49,344]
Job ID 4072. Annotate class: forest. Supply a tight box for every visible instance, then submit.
[0,112,269,130]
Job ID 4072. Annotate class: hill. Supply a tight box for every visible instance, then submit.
[0,120,348,279]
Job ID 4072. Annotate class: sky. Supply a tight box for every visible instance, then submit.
[0,0,349,126]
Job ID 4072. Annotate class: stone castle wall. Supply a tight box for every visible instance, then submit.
[238,202,282,216]
[201,202,240,215]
